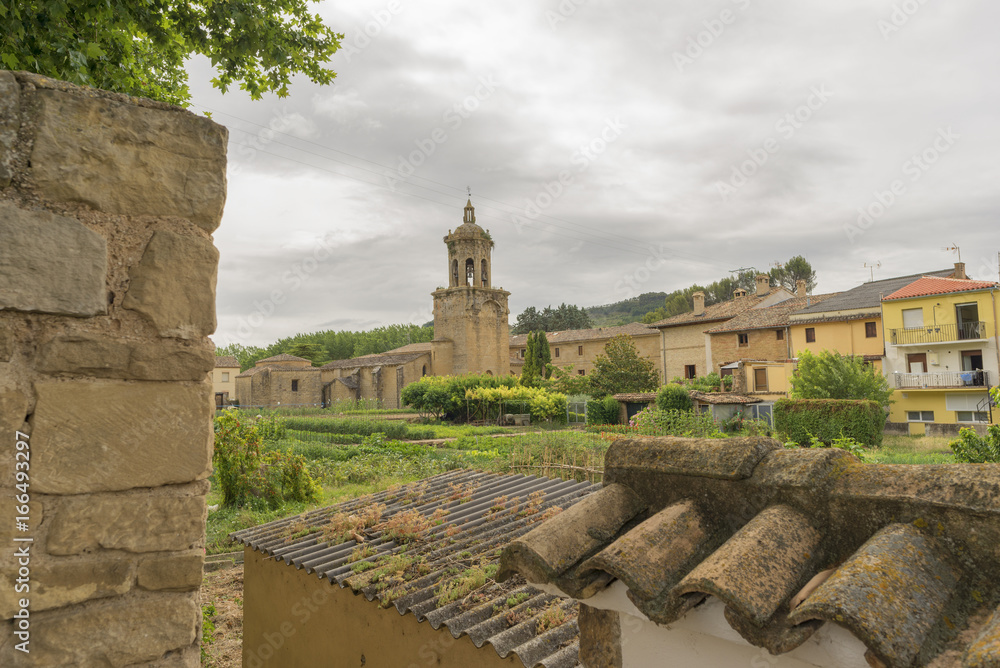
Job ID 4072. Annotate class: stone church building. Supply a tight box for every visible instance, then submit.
[235,200,511,408]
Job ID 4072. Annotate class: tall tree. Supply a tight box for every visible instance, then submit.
[535,331,553,379]
[771,255,818,293]
[1,0,342,105]
[286,342,329,366]
[588,334,660,398]
[520,331,539,386]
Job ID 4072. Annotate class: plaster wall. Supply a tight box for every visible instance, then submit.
[242,548,519,668]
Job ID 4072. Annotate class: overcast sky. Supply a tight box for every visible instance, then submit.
[187,0,1000,349]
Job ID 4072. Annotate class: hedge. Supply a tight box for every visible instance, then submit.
[586,396,622,425]
[774,398,886,448]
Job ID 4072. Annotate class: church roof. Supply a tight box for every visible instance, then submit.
[509,322,658,347]
[255,353,312,365]
[321,351,429,370]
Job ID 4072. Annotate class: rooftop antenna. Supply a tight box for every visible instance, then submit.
[864,261,881,282]
[944,244,961,262]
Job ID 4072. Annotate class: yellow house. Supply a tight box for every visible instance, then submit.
[212,355,241,407]
[788,268,956,373]
[881,275,1000,436]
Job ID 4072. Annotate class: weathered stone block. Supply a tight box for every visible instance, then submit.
[0,390,29,488]
[47,486,207,555]
[29,88,227,231]
[37,335,215,380]
[138,553,204,592]
[0,201,107,316]
[0,71,19,187]
[0,555,133,618]
[123,230,219,339]
[31,380,212,494]
[19,595,198,667]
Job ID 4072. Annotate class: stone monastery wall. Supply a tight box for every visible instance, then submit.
[0,70,226,666]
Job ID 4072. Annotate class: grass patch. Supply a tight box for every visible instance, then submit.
[867,434,956,464]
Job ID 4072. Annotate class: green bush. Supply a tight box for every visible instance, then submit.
[657,384,693,412]
[586,396,622,425]
[213,410,320,509]
[774,399,886,448]
[283,417,438,440]
[629,407,720,437]
[949,426,1000,463]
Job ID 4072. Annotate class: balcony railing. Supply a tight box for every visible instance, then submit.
[893,370,991,389]
[889,321,989,345]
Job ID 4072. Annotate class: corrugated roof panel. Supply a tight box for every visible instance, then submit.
[232,469,599,667]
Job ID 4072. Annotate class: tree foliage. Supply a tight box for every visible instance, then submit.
[286,342,329,366]
[588,334,659,398]
[1,0,342,105]
[512,303,593,334]
[215,323,434,371]
[789,350,893,406]
[770,255,818,293]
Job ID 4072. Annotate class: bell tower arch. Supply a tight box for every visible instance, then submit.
[431,199,510,376]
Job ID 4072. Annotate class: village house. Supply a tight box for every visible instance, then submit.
[212,355,241,407]
[499,436,1000,668]
[233,470,600,667]
[881,273,1000,436]
[235,353,323,408]
[509,322,661,379]
[649,274,795,382]
[788,267,957,373]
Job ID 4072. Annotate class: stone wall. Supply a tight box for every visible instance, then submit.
[0,71,226,666]
[710,328,790,371]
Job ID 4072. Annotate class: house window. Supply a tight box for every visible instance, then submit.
[957,411,988,422]
[907,353,927,374]
[805,328,816,343]
[754,368,768,392]
[422,365,427,376]
[737,333,749,347]
[956,302,982,339]
[221,372,229,382]
[684,365,696,379]
[578,369,585,375]
[291,379,299,392]
[555,348,560,358]
[865,322,877,338]
[901,308,923,329]
[776,329,784,341]
[906,411,934,422]
[961,350,984,371]
[520,349,525,358]
[578,345,583,356]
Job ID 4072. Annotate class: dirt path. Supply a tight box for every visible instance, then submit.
[201,565,244,668]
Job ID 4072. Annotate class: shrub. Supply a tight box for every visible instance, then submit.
[213,410,320,509]
[774,398,886,448]
[586,396,621,425]
[657,384,693,412]
[629,407,720,437]
[949,426,1000,463]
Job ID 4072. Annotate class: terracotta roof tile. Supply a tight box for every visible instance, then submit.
[883,276,999,301]
[499,438,1000,665]
[707,294,839,333]
[649,293,776,329]
[232,470,601,668]
[689,390,762,405]
[256,353,312,364]
[214,355,240,368]
[320,351,429,370]
[611,392,658,402]
[509,322,657,347]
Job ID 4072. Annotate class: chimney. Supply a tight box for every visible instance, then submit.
[953,262,967,280]
[733,288,748,299]
[756,274,771,296]
[796,279,807,298]
[692,291,705,316]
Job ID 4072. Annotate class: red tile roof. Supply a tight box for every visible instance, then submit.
[883,276,998,301]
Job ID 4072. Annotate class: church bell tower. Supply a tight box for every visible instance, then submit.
[431,200,510,376]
